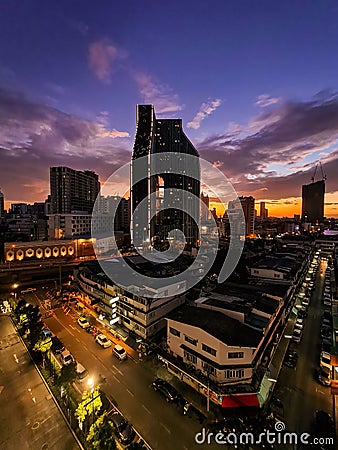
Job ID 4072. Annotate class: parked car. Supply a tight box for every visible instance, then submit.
[323,310,332,320]
[112,344,127,360]
[60,350,74,366]
[321,340,331,354]
[51,335,65,354]
[291,328,302,343]
[42,328,53,339]
[183,402,207,424]
[152,378,179,402]
[322,318,332,329]
[320,351,331,370]
[109,411,135,445]
[95,333,112,348]
[318,366,331,386]
[296,317,304,326]
[323,300,332,307]
[321,326,331,339]
[21,287,36,293]
[301,298,310,307]
[294,322,304,331]
[77,316,90,329]
[284,350,298,368]
[298,307,308,318]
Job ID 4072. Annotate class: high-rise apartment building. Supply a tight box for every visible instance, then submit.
[131,105,200,246]
[50,167,100,214]
[259,201,268,219]
[301,180,325,224]
[239,196,255,236]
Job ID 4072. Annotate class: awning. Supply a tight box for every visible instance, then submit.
[222,394,259,408]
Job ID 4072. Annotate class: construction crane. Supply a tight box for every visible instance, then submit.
[311,161,327,183]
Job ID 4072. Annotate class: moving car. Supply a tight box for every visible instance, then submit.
[51,335,65,354]
[112,344,127,360]
[152,378,179,402]
[109,411,135,445]
[95,333,112,348]
[77,316,90,329]
[21,287,37,293]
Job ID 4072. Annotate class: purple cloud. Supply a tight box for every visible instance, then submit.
[0,88,131,203]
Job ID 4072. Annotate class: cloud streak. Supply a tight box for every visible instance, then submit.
[256,94,280,108]
[187,99,222,129]
[88,40,119,83]
[197,93,338,200]
[0,88,131,203]
[134,73,183,115]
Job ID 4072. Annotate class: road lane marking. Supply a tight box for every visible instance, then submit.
[13,354,19,363]
[160,422,171,434]
[142,404,151,414]
[112,375,120,383]
[126,388,134,397]
[69,325,75,330]
[115,367,123,376]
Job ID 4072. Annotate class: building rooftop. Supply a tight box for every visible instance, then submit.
[167,305,262,347]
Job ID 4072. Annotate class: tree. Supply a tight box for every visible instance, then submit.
[86,412,116,450]
[75,386,102,424]
[58,361,77,385]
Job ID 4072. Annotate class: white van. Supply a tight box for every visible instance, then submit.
[112,345,127,361]
[60,350,74,366]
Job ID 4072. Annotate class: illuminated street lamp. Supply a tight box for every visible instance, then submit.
[12,283,19,299]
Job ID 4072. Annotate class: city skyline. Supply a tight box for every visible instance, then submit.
[1,2,338,217]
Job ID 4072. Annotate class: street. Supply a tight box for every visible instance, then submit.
[43,304,218,450]
[275,260,333,437]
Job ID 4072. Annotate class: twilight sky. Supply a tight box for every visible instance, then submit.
[1,0,338,217]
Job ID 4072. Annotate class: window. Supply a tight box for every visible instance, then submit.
[169,327,180,337]
[184,350,197,364]
[225,369,244,379]
[228,352,244,359]
[202,343,216,357]
[202,362,216,375]
[185,335,198,346]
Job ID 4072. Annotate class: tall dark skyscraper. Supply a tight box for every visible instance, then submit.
[131,105,200,246]
[0,188,4,217]
[50,167,100,214]
[301,180,325,224]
